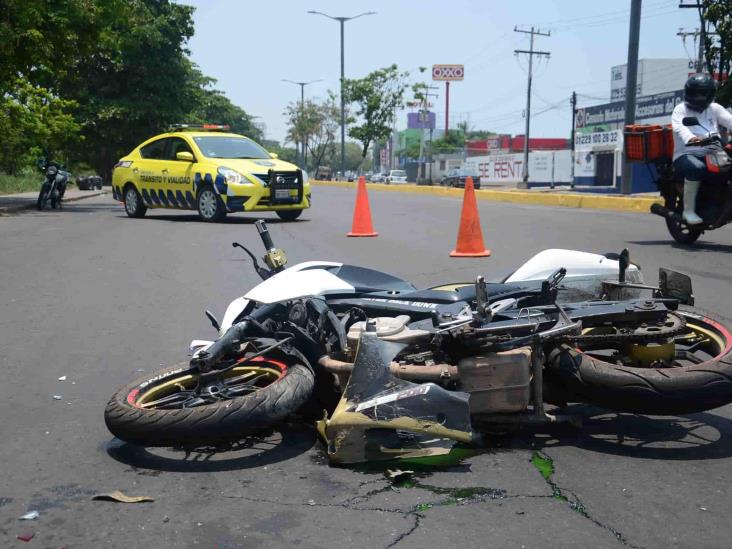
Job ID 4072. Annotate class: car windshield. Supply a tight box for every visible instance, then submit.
[193,136,270,159]
[391,170,406,177]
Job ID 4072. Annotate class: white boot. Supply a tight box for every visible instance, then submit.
[682,180,703,225]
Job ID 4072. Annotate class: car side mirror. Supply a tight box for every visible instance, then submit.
[682,116,700,127]
[176,151,194,162]
[658,268,694,306]
[36,158,46,170]
[269,152,279,159]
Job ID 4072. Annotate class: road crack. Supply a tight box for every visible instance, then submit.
[531,451,644,549]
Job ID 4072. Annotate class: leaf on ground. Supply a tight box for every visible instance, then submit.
[92,490,154,503]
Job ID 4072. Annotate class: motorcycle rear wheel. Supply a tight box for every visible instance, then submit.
[549,308,732,414]
[104,356,314,446]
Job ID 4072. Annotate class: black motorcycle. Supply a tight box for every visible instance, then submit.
[650,116,732,244]
[37,161,69,211]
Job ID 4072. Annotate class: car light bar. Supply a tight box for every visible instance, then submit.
[169,124,231,132]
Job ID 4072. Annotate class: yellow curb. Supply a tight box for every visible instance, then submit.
[312,180,662,214]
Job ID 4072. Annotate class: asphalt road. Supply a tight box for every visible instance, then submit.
[1,187,732,548]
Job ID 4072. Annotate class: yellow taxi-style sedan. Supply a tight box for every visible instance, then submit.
[112,125,311,222]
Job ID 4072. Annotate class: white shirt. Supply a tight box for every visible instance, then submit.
[671,101,732,160]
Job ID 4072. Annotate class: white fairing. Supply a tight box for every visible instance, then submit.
[221,296,250,332]
[244,261,352,304]
[506,249,643,300]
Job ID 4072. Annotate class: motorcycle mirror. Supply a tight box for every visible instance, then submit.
[205,309,221,332]
[682,116,700,127]
[618,248,629,283]
[658,268,695,306]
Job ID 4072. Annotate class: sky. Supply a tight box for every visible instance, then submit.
[177,0,701,143]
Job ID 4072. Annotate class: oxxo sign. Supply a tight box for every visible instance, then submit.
[432,64,464,81]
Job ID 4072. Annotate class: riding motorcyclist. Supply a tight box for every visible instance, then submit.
[671,73,732,225]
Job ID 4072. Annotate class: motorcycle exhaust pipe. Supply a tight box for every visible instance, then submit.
[650,203,682,222]
[318,356,459,383]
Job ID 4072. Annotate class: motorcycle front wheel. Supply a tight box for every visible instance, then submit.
[104,356,314,446]
[549,308,732,415]
[37,186,50,210]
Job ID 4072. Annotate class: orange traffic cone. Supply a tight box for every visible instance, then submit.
[450,176,491,257]
[347,176,378,237]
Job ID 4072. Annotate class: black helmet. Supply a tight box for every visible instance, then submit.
[684,73,716,112]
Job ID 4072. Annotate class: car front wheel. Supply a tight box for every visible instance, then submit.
[276,209,303,222]
[197,186,226,222]
[124,185,147,218]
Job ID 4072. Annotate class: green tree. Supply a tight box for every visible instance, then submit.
[342,64,409,161]
[703,0,732,104]
[431,131,465,155]
[0,78,79,174]
[190,86,262,140]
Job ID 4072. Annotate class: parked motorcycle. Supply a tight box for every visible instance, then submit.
[36,160,69,211]
[650,116,732,244]
[105,222,732,462]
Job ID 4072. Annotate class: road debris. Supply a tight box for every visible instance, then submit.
[386,469,414,482]
[17,530,34,542]
[18,510,39,520]
[92,490,154,503]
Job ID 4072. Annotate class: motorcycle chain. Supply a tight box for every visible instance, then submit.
[561,312,686,345]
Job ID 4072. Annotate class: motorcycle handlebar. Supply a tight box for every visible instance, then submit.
[255,220,275,250]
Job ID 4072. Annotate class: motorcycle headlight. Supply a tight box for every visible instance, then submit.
[301,169,309,184]
[217,167,249,185]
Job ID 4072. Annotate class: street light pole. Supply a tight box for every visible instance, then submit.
[282,78,323,168]
[307,10,376,178]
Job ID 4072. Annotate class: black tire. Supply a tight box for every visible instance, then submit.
[123,184,147,218]
[104,359,315,446]
[37,186,50,210]
[665,193,702,245]
[276,209,303,222]
[197,185,226,222]
[547,309,732,415]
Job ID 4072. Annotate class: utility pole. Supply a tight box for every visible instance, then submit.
[307,11,376,179]
[514,26,551,188]
[570,91,577,189]
[679,2,711,73]
[282,79,323,169]
[620,0,642,195]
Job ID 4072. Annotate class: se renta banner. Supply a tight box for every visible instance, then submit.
[432,64,464,81]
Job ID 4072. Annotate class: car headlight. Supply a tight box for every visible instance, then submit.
[301,169,309,184]
[218,167,249,185]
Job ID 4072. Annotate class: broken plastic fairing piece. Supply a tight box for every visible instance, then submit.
[318,331,475,464]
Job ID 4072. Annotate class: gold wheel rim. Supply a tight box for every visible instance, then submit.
[135,364,283,408]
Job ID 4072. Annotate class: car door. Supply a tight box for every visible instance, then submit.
[160,137,197,209]
[137,137,169,207]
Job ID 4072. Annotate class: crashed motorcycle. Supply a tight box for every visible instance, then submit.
[105,222,732,463]
[650,116,732,244]
[36,160,69,211]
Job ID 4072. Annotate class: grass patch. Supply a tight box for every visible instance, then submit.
[0,173,41,195]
